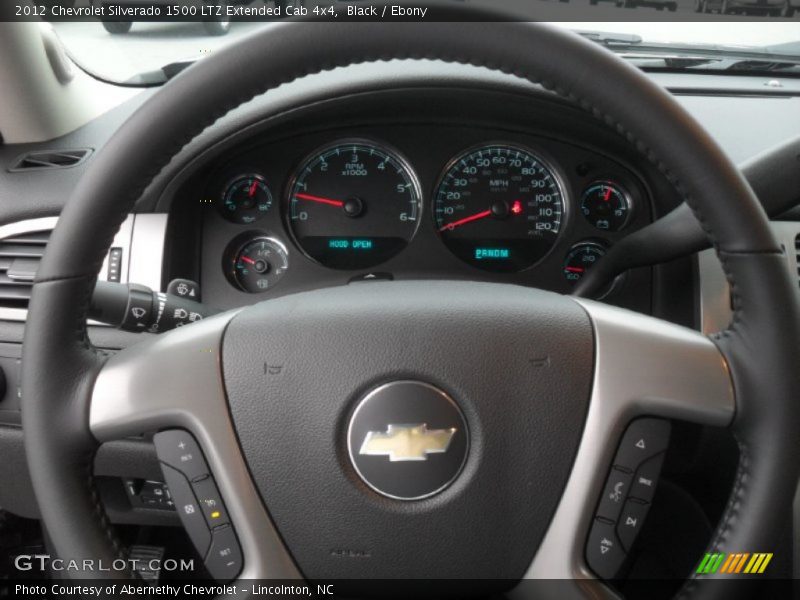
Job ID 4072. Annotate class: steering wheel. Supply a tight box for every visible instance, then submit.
[22,18,800,600]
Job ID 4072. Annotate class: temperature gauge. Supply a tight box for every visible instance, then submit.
[225,236,289,293]
[580,181,632,232]
[563,242,606,284]
[563,241,621,298]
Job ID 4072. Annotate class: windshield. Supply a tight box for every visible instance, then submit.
[51,17,800,85]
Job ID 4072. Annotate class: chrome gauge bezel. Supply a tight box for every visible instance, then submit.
[224,234,290,294]
[283,138,423,270]
[219,173,274,225]
[432,141,570,273]
[579,179,634,233]
[562,239,624,300]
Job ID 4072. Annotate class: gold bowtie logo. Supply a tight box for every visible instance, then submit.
[359,424,456,462]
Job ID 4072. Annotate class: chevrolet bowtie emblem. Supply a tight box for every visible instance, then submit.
[359,424,457,462]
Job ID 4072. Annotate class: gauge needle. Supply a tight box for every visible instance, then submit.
[295,192,345,208]
[565,266,585,273]
[240,256,256,265]
[603,187,613,202]
[439,209,492,232]
[248,181,259,197]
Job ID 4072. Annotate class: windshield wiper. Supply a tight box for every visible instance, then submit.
[575,30,643,48]
[623,54,800,73]
[576,30,800,73]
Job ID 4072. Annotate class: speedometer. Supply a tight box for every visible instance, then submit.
[286,140,421,270]
[434,144,566,272]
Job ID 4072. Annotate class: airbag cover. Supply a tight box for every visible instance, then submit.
[222,281,593,581]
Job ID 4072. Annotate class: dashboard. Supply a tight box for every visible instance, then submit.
[164,85,678,318]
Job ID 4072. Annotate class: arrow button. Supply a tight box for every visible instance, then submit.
[586,519,626,579]
[614,418,671,472]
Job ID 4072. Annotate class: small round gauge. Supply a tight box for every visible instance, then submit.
[286,140,421,270]
[563,242,606,284]
[220,174,273,224]
[225,236,289,293]
[580,181,632,232]
[562,241,622,298]
[434,144,566,272]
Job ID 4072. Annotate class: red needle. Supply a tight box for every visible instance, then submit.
[295,192,345,208]
[439,209,492,232]
[248,180,259,198]
[603,186,612,202]
[565,266,585,273]
[240,256,256,265]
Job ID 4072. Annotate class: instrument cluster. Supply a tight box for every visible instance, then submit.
[205,135,647,298]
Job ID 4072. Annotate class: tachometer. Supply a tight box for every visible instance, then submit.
[434,144,566,272]
[286,140,421,270]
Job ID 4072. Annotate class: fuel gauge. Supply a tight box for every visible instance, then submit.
[580,181,632,232]
[225,236,289,293]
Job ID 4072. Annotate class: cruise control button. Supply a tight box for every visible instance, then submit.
[205,525,242,582]
[615,418,670,472]
[586,519,626,580]
[596,468,633,522]
[159,464,211,557]
[617,498,650,552]
[630,453,665,503]
[192,477,229,528]
[154,430,210,481]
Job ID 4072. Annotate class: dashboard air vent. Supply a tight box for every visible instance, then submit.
[796,233,800,289]
[10,148,91,171]
[0,230,51,308]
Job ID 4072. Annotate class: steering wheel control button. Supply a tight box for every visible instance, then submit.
[617,498,650,552]
[347,381,468,500]
[192,477,230,528]
[154,429,210,482]
[205,525,243,582]
[589,418,670,577]
[586,519,626,580]
[629,453,665,504]
[596,468,633,522]
[154,429,242,581]
[614,418,671,472]
[159,464,211,557]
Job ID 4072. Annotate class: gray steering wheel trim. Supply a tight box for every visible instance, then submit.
[22,17,800,599]
[89,290,735,599]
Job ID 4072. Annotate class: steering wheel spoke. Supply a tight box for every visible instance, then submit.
[91,312,236,441]
[90,311,300,580]
[514,300,734,597]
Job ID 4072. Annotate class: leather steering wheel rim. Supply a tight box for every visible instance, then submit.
[22,16,800,599]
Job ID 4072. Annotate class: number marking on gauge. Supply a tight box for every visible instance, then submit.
[580,180,632,232]
[434,144,566,272]
[286,140,421,270]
